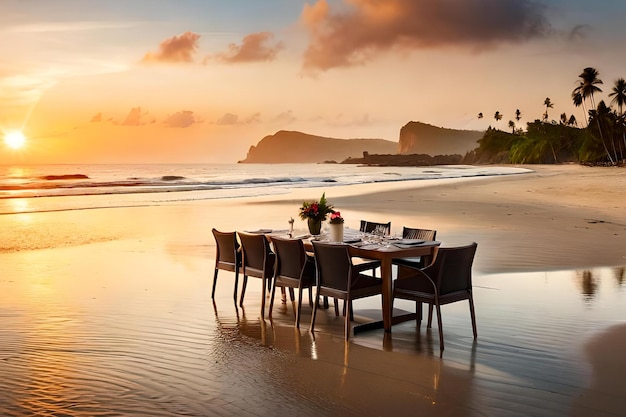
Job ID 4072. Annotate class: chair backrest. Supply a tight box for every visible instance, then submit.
[212,228,240,265]
[311,241,352,292]
[425,243,478,295]
[402,227,437,241]
[271,236,308,281]
[360,220,391,235]
[238,232,273,275]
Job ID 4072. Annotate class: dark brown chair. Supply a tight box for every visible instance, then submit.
[211,228,242,302]
[360,220,391,235]
[238,232,276,318]
[392,242,478,353]
[354,219,391,276]
[310,241,383,340]
[393,227,437,279]
[269,236,316,328]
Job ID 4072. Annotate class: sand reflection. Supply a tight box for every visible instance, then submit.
[571,323,626,416]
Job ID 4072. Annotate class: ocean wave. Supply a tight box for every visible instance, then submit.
[0,164,533,214]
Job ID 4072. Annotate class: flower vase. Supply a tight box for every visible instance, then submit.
[329,223,344,242]
[307,218,322,235]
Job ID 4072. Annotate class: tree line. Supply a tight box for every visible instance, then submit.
[470,67,626,166]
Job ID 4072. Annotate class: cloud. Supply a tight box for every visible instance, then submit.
[90,112,102,122]
[163,110,199,128]
[272,110,297,125]
[142,31,201,64]
[568,24,591,41]
[215,113,240,125]
[121,107,154,126]
[244,112,262,124]
[214,32,284,63]
[300,0,552,72]
[215,112,262,125]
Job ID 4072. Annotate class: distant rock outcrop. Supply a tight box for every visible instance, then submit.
[341,153,463,166]
[239,130,398,163]
[398,121,483,155]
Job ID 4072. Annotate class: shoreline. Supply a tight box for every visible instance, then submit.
[2,164,626,274]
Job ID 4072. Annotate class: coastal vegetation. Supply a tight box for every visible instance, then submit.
[241,68,625,167]
[471,67,626,166]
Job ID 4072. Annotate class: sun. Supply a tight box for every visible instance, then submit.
[4,130,27,150]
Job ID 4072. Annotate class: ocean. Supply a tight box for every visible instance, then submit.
[0,163,531,215]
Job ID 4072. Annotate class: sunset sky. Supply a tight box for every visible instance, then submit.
[2,0,625,164]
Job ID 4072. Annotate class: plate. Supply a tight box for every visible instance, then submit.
[396,239,425,245]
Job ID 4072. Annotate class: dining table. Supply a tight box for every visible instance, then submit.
[255,228,441,333]
[343,239,440,333]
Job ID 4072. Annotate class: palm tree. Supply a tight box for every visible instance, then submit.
[508,120,515,134]
[609,77,626,161]
[609,78,626,114]
[572,90,585,125]
[515,109,522,122]
[568,114,577,127]
[494,111,502,126]
[573,67,613,164]
[560,113,567,125]
[477,112,483,119]
[543,98,554,122]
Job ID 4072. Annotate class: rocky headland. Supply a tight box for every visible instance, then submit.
[238,122,483,165]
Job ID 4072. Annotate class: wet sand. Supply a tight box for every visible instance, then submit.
[1,164,626,416]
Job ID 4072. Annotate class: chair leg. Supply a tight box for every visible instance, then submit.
[211,268,219,299]
[435,303,444,353]
[296,287,304,328]
[427,304,434,328]
[416,301,423,329]
[345,297,352,340]
[233,270,239,303]
[268,278,278,318]
[261,277,267,318]
[334,299,340,316]
[288,288,295,302]
[310,289,320,333]
[469,295,478,339]
[239,276,248,307]
[308,288,314,307]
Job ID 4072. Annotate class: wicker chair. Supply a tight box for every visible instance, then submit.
[211,229,242,302]
[310,241,383,340]
[392,242,478,353]
[393,227,437,279]
[238,232,276,318]
[269,236,316,328]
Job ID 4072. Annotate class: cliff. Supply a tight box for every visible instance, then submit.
[239,130,398,163]
[398,121,483,155]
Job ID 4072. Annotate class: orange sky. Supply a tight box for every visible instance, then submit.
[1,0,625,163]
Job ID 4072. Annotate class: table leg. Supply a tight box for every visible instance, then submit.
[381,257,393,332]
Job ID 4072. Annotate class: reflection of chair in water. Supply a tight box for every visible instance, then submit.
[311,241,383,340]
[211,228,242,302]
[392,242,478,354]
[238,232,276,318]
[393,227,437,279]
[269,236,316,328]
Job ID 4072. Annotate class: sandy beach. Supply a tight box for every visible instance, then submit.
[2,164,626,416]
